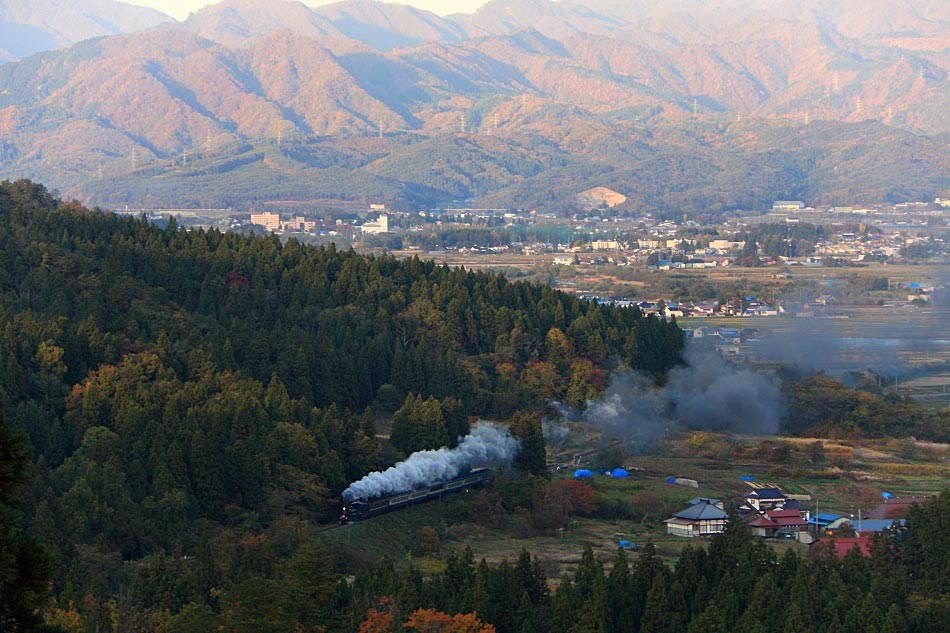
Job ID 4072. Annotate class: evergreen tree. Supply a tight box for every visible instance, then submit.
[0,409,53,631]
[508,412,546,476]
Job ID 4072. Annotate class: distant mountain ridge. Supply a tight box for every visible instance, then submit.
[0,0,948,210]
[0,0,172,60]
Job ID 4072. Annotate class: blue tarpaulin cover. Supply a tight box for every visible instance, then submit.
[573,469,593,478]
[611,468,629,478]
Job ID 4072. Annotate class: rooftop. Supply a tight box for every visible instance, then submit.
[672,500,729,521]
[748,488,787,500]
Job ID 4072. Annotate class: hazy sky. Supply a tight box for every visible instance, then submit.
[125,0,492,20]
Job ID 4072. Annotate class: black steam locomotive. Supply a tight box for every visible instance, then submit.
[340,467,495,523]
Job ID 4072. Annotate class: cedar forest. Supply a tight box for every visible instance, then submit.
[1,179,950,632]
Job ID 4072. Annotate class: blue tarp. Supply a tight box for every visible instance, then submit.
[573,469,593,478]
[740,475,755,481]
[611,468,629,478]
[666,477,677,484]
[618,541,637,550]
[882,492,894,499]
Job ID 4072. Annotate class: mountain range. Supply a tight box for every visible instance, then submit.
[0,0,948,211]
[0,0,172,62]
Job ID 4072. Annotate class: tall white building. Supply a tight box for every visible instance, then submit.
[362,214,389,234]
[250,212,281,232]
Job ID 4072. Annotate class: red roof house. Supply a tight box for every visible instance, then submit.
[819,537,872,559]
[766,509,807,530]
[747,515,779,538]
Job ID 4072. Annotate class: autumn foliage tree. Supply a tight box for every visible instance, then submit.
[360,601,496,633]
[404,608,496,633]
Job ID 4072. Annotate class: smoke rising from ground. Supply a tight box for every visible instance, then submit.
[342,422,520,501]
[549,343,783,445]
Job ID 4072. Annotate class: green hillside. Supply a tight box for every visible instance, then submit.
[0,179,683,628]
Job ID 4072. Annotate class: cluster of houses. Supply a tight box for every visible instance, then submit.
[598,298,779,319]
[664,483,922,558]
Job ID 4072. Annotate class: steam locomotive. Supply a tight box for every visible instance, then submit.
[340,467,495,523]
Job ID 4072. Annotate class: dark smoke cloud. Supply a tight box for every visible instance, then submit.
[553,343,784,445]
[753,312,950,380]
[541,401,577,446]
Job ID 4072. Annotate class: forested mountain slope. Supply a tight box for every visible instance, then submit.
[0,179,683,627]
[2,0,950,210]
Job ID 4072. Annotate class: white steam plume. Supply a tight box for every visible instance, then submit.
[342,422,520,502]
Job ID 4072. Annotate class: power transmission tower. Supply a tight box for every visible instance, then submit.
[131,148,138,172]
[832,71,840,91]
[378,119,384,139]
[460,112,466,134]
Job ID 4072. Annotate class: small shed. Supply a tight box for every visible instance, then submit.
[674,477,699,488]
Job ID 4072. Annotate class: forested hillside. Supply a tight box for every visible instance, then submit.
[0,179,683,629]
